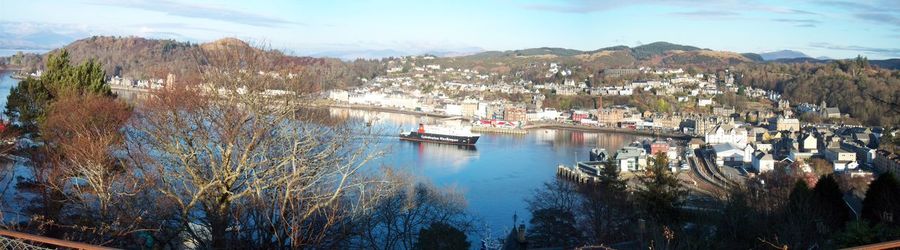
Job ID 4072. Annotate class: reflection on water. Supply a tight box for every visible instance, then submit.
[111,88,150,104]
[330,107,643,235]
[404,141,480,173]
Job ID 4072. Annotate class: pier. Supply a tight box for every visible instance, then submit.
[556,164,600,184]
[471,126,527,135]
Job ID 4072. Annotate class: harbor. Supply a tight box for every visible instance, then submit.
[329,106,643,235]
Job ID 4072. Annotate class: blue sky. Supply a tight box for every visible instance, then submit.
[0,0,898,59]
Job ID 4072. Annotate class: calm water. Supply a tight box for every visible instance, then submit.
[329,108,642,236]
[0,71,20,110]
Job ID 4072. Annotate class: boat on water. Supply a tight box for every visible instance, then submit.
[399,123,480,145]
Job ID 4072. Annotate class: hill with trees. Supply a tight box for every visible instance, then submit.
[734,56,900,126]
[1,36,383,90]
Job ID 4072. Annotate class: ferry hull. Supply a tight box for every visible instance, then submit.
[399,132,479,145]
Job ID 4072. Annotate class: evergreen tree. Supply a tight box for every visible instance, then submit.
[527,208,583,249]
[4,78,51,130]
[781,180,819,247]
[598,157,626,194]
[635,152,687,225]
[834,220,900,248]
[414,222,470,250]
[580,158,633,243]
[4,49,110,132]
[812,174,851,232]
[862,174,900,227]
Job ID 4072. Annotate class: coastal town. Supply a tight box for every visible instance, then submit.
[321,57,892,183]
[91,53,898,209]
[2,0,900,248]
[0,28,898,250]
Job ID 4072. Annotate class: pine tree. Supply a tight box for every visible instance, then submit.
[635,152,687,225]
[812,174,851,232]
[862,174,900,227]
[4,49,111,132]
[781,180,819,247]
[598,157,626,194]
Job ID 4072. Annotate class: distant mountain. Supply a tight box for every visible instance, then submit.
[759,50,810,61]
[462,41,751,67]
[310,49,412,60]
[309,47,484,60]
[771,57,826,64]
[0,30,80,50]
[6,36,898,79]
[869,59,900,70]
[631,42,701,59]
[740,53,765,62]
[468,47,585,59]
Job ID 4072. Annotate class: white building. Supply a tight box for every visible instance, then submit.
[751,151,775,173]
[328,89,350,102]
[825,148,858,171]
[705,124,749,147]
[615,146,647,172]
[712,143,751,166]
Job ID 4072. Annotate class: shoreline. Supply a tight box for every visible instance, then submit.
[524,123,692,140]
[326,103,695,139]
[325,103,456,119]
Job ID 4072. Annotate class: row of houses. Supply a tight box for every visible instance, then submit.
[703,122,886,174]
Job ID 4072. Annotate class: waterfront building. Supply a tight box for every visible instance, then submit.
[615,146,647,172]
[598,107,629,127]
[504,105,527,123]
[461,99,479,118]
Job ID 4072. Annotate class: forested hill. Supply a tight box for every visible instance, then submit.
[734,57,900,126]
[2,36,384,89]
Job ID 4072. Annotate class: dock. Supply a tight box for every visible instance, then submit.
[471,126,527,135]
[556,164,600,184]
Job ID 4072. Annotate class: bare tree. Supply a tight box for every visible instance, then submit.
[350,169,472,250]
[124,43,387,248]
[20,93,162,247]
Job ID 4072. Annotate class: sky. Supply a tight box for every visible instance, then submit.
[0,0,898,59]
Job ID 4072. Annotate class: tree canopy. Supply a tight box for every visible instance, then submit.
[4,50,111,131]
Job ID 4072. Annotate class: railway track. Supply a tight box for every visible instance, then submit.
[696,148,740,188]
[689,153,727,190]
